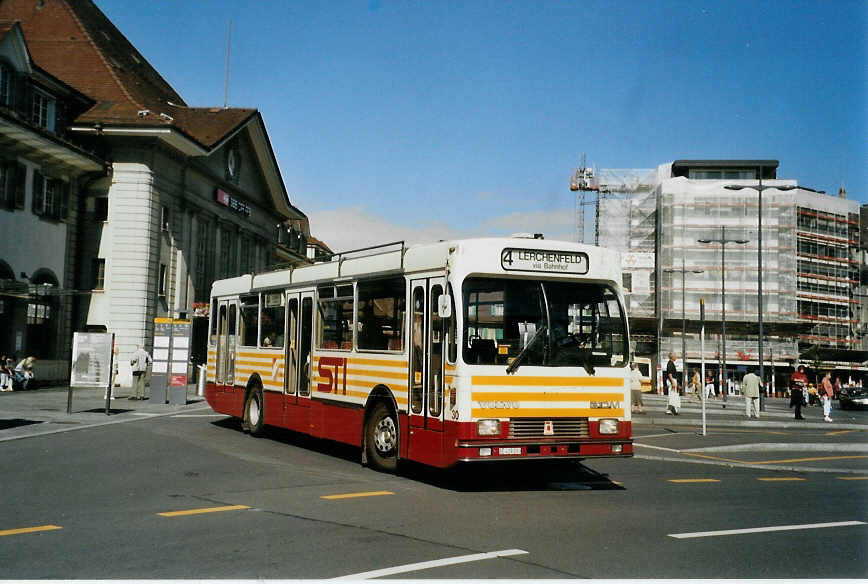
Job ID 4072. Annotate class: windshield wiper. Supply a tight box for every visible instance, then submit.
[506,326,547,375]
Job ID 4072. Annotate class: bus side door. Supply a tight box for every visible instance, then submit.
[283,291,313,431]
[215,298,238,389]
[408,278,446,463]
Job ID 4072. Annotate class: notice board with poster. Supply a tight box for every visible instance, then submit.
[69,332,115,415]
[151,318,192,405]
[70,332,114,388]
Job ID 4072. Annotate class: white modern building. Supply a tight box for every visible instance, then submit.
[598,159,862,389]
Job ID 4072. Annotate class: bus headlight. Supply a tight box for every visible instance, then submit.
[598,419,619,435]
[477,419,501,436]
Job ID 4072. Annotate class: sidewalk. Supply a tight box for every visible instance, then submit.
[634,393,868,430]
[632,393,868,475]
[0,383,212,442]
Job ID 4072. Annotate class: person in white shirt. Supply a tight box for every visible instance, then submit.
[630,362,645,414]
[129,346,152,400]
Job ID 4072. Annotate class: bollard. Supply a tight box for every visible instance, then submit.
[197,364,206,397]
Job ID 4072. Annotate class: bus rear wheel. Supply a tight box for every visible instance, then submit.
[245,385,265,437]
[365,402,398,472]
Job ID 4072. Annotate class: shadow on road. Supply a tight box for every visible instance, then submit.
[210,418,626,492]
[399,459,626,493]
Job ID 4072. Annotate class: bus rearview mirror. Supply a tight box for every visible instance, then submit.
[438,295,452,319]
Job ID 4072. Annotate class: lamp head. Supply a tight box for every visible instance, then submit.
[724,185,744,191]
[735,239,750,244]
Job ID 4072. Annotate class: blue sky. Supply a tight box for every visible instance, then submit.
[97,0,866,251]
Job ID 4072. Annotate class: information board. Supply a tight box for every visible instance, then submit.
[151,318,192,405]
[70,332,114,388]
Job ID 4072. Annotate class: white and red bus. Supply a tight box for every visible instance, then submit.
[205,237,633,470]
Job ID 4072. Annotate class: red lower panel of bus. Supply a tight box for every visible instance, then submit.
[205,383,632,468]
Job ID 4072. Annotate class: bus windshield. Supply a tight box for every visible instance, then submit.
[462,277,628,370]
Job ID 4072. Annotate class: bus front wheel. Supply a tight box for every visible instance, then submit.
[365,402,398,472]
[245,385,265,437]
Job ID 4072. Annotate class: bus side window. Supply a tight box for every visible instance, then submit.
[446,284,457,363]
[299,297,313,397]
[358,277,405,352]
[209,299,219,345]
[410,287,424,414]
[239,294,259,347]
[429,285,443,417]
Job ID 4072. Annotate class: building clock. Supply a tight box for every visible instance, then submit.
[226,143,241,182]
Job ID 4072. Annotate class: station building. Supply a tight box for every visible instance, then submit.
[0,0,311,382]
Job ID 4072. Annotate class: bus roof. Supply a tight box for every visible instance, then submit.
[210,237,622,297]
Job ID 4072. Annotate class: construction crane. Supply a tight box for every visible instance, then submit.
[569,153,597,244]
[570,155,655,245]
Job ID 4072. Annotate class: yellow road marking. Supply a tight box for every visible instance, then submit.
[757,477,806,482]
[158,504,250,517]
[827,430,862,436]
[668,479,720,483]
[0,524,62,537]
[837,476,868,480]
[321,491,394,500]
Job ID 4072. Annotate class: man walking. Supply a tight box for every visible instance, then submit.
[742,368,761,419]
[129,345,152,400]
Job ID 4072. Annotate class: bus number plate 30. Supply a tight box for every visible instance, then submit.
[499,447,522,455]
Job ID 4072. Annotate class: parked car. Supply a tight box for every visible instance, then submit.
[838,385,868,410]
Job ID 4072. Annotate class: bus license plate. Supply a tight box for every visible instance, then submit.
[499,447,522,455]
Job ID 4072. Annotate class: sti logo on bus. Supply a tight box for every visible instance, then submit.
[501,248,589,274]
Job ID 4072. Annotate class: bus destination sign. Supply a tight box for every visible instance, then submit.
[501,248,589,274]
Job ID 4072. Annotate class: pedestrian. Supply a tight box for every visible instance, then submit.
[129,345,152,400]
[665,352,680,415]
[704,372,715,400]
[0,354,9,391]
[13,356,36,390]
[690,368,701,402]
[821,371,834,422]
[630,362,645,414]
[789,365,807,420]
[742,367,761,419]
[833,376,842,400]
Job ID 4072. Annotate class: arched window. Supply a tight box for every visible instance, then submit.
[26,269,59,359]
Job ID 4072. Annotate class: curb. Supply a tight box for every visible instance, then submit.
[631,414,866,431]
[0,401,213,443]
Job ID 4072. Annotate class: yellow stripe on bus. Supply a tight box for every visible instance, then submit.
[237,350,283,358]
[313,377,408,393]
[472,408,624,418]
[472,376,625,387]
[343,368,407,380]
[346,357,408,368]
[472,392,625,402]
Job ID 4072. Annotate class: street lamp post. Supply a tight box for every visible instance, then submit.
[725,180,796,411]
[698,226,749,406]
[664,257,704,389]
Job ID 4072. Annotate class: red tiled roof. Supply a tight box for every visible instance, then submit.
[0,0,254,149]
